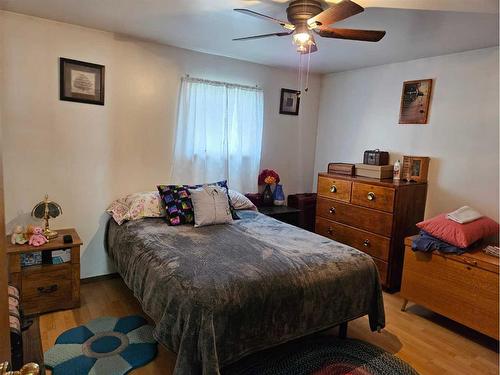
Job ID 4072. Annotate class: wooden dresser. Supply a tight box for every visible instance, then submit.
[315,173,427,291]
[400,236,499,339]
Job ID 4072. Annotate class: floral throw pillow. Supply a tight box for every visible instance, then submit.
[157,180,238,226]
[107,191,167,225]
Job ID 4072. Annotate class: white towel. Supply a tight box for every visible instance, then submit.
[484,245,499,257]
[446,206,483,224]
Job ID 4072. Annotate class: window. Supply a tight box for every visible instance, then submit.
[171,77,264,193]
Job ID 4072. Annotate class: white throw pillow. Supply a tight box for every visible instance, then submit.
[228,189,257,211]
[189,186,234,227]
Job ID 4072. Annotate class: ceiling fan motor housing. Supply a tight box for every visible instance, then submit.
[286,0,323,26]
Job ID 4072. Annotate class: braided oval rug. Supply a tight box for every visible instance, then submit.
[224,336,419,375]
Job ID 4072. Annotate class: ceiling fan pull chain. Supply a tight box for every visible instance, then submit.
[298,52,304,95]
[297,52,301,95]
[305,47,312,93]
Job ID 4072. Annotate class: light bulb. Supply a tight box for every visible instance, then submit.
[293,32,311,46]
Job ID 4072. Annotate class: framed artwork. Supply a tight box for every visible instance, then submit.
[60,58,105,105]
[279,88,300,115]
[399,79,432,124]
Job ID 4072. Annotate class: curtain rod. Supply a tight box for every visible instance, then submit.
[183,75,262,91]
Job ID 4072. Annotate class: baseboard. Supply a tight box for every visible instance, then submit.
[81,272,120,284]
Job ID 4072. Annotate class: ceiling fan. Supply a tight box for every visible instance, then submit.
[233,0,386,54]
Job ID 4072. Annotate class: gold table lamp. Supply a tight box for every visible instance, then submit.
[31,194,62,239]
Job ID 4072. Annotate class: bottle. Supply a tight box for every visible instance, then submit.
[273,184,285,206]
[393,160,401,180]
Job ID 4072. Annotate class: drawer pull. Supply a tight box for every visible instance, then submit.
[330,185,338,193]
[37,285,58,294]
[327,227,333,235]
[463,259,478,267]
[367,192,376,201]
[363,239,370,247]
[329,207,336,214]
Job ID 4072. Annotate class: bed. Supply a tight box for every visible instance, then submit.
[106,210,385,374]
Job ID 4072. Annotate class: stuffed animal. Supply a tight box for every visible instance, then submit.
[10,225,28,245]
[28,226,48,247]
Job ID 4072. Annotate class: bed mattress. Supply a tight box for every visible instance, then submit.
[106,210,385,374]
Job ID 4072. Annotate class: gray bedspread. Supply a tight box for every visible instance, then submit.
[106,210,385,375]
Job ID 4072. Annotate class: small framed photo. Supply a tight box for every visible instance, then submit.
[402,155,430,183]
[60,58,105,105]
[279,88,300,116]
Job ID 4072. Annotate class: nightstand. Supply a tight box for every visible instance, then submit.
[258,206,302,227]
[6,228,82,316]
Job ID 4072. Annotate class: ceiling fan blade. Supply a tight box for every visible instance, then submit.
[233,31,292,41]
[307,0,364,28]
[234,8,295,30]
[315,27,386,42]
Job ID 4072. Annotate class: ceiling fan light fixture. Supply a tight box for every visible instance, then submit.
[296,44,307,53]
[293,31,311,46]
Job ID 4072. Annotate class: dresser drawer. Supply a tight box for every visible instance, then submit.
[316,197,393,237]
[351,182,395,213]
[21,264,73,315]
[315,217,390,261]
[317,175,352,202]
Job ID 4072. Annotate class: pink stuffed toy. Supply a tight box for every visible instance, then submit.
[29,226,48,247]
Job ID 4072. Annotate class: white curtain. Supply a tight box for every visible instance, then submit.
[171,77,264,193]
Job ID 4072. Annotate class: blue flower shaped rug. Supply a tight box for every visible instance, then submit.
[44,315,157,375]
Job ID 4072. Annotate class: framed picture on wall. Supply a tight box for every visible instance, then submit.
[399,79,432,124]
[60,58,105,105]
[279,88,300,115]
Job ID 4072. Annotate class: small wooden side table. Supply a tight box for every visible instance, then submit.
[6,228,82,316]
[259,206,302,227]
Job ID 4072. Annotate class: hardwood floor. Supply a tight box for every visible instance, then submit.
[40,277,499,375]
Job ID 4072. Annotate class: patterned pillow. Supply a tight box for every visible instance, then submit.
[158,180,239,226]
[157,185,195,225]
[107,191,167,225]
[229,189,257,211]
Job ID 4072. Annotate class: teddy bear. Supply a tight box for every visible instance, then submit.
[10,225,28,245]
[28,226,48,247]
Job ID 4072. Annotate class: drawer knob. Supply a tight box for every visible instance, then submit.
[329,207,336,214]
[464,259,478,267]
[367,192,376,201]
[37,284,58,294]
[363,239,370,247]
[330,185,337,193]
[327,227,333,235]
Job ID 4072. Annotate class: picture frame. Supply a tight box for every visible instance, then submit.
[60,58,105,105]
[279,88,300,116]
[402,155,430,183]
[399,79,432,124]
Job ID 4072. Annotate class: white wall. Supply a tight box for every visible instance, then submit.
[0,11,321,278]
[314,47,499,221]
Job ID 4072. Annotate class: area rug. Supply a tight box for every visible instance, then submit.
[223,335,419,375]
[44,315,157,375]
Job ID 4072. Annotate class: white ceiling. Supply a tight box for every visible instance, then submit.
[1,0,498,73]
